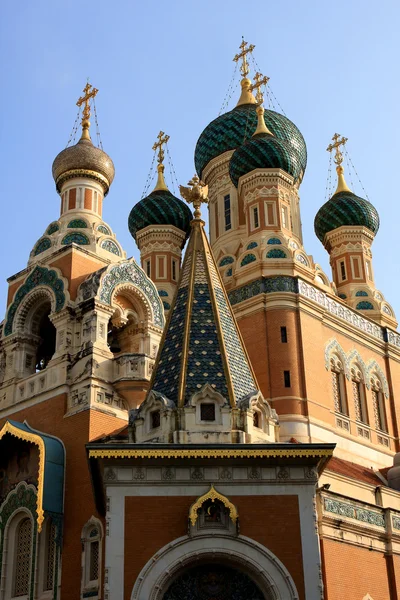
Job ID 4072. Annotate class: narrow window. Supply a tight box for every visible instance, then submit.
[253,412,260,428]
[340,261,346,281]
[265,202,276,225]
[146,260,151,277]
[284,370,291,388]
[151,410,160,429]
[89,540,99,582]
[14,518,32,597]
[281,206,288,229]
[224,194,231,231]
[280,326,287,343]
[44,520,56,592]
[352,375,368,424]
[252,206,259,229]
[200,403,215,421]
[172,259,177,281]
[332,369,348,415]
[372,388,387,432]
[93,191,98,214]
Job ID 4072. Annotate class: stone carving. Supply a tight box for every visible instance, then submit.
[219,467,232,480]
[277,467,289,480]
[191,467,204,481]
[324,497,385,527]
[248,466,261,480]
[392,516,400,530]
[104,468,117,482]
[133,468,146,481]
[305,467,318,481]
[162,467,175,481]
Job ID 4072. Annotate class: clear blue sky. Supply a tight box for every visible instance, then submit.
[1,0,399,318]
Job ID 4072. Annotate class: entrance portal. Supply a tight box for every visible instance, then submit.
[163,563,265,600]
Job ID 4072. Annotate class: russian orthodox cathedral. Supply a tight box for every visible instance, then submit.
[0,41,399,600]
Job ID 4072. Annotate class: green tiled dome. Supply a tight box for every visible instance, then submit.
[194,103,307,181]
[229,133,302,187]
[128,189,193,243]
[314,191,380,243]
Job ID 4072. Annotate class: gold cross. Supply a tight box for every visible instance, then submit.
[233,39,255,78]
[76,82,98,125]
[327,133,348,166]
[152,131,170,165]
[250,71,270,104]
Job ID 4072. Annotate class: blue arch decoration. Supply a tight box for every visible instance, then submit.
[247,241,258,250]
[240,253,257,267]
[101,239,121,256]
[4,266,66,336]
[158,290,169,297]
[97,224,111,235]
[356,301,374,310]
[266,249,287,259]
[226,268,233,277]
[163,301,171,310]
[46,222,60,235]
[67,219,88,228]
[267,237,282,245]
[61,232,90,246]
[34,237,51,256]
[219,256,234,267]
[355,290,368,297]
[98,260,165,328]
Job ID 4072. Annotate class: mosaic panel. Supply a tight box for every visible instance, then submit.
[101,239,121,256]
[61,232,90,245]
[228,276,298,306]
[67,219,88,228]
[34,238,51,255]
[356,301,374,310]
[266,249,286,259]
[393,516,400,530]
[163,301,171,310]
[240,253,256,267]
[355,290,368,297]
[97,224,111,235]
[46,223,59,235]
[246,241,258,249]
[267,237,282,245]
[219,256,234,267]
[158,290,169,297]
[5,266,66,335]
[324,497,385,527]
[226,268,232,277]
[99,261,164,328]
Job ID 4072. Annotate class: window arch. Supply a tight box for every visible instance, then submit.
[38,517,58,595]
[351,364,369,424]
[81,517,103,599]
[3,511,34,599]
[330,355,348,415]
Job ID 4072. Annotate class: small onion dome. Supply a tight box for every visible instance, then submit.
[195,103,307,182]
[128,166,192,244]
[314,190,380,243]
[52,134,115,195]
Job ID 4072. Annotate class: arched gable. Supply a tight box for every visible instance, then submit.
[324,339,349,378]
[366,360,389,397]
[346,349,367,381]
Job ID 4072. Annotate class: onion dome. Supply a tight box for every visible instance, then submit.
[194,79,307,182]
[229,105,303,186]
[314,135,379,243]
[52,83,115,195]
[128,165,192,244]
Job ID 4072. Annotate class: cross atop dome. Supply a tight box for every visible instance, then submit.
[76,82,98,140]
[250,71,270,105]
[152,130,170,166]
[233,39,255,78]
[327,133,351,194]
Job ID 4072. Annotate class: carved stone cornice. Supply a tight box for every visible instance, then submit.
[325,226,375,252]
[238,169,294,197]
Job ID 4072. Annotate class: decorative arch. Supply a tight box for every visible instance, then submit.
[219,256,235,267]
[366,360,389,397]
[111,284,156,326]
[81,516,104,599]
[267,237,282,245]
[324,339,349,377]
[61,232,90,245]
[246,241,258,249]
[356,301,374,310]
[97,224,111,235]
[14,287,54,335]
[130,533,299,600]
[189,485,238,526]
[266,249,287,259]
[346,349,367,381]
[33,237,52,256]
[240,253,257,267]
[98,260,165,328]
[4,266,67,336]
[100,239,121,256]
[67,218,88,228]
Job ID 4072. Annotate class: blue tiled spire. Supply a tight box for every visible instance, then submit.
[151,216,259,407]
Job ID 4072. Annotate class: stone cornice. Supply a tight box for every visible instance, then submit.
[238,169,294,197]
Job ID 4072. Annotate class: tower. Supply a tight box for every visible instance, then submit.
[128,132,192,313]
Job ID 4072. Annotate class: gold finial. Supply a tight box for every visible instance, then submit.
[180,175,209,220]
[327,133,351,194]
[234,39,257,106]
[233,38,255,78]
[76,82,98,141]
[152,131,170,192]
[250,71,270,105]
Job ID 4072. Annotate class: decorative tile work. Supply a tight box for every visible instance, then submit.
[295,253,308,266]
[46,222,59,235]
[162,301,171,310]
[355,290,368,297]
[314,190,379,243]
[97,224,111,235]
[324,497,385,527]
[128,189,192,241]
[228,276,298,306]
[229,132,303,187]
[5,266,66,335]
[356,301,374,310]
[67,218,88,228]
[33,237,51,255]
[226,268,233,277]
[240,253,257,267]
[194,103,307,179]
[99,261,164,328]
[61,232,90,246]
[339,293,347,299]
[267,237,282,245]
[393,516,400,530]
[266,249,287,258]
[219,256,234,267]
[158,290,169,297]
[246,241,258,249]
[100,239,121,256]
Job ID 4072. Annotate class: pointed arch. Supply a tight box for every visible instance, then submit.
[366,360,389,397]
[346,349,367,381]
[189,485,238,526]
[324,339,348,377]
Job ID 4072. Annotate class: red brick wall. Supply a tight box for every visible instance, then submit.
[124,494,304,600]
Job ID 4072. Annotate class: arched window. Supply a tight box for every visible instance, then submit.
[39,518,57,594]
[81,517,103,599]
[371,377,387,432]
[330,356,348,415]
[351,366,368,424]
[4,514,34,598]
